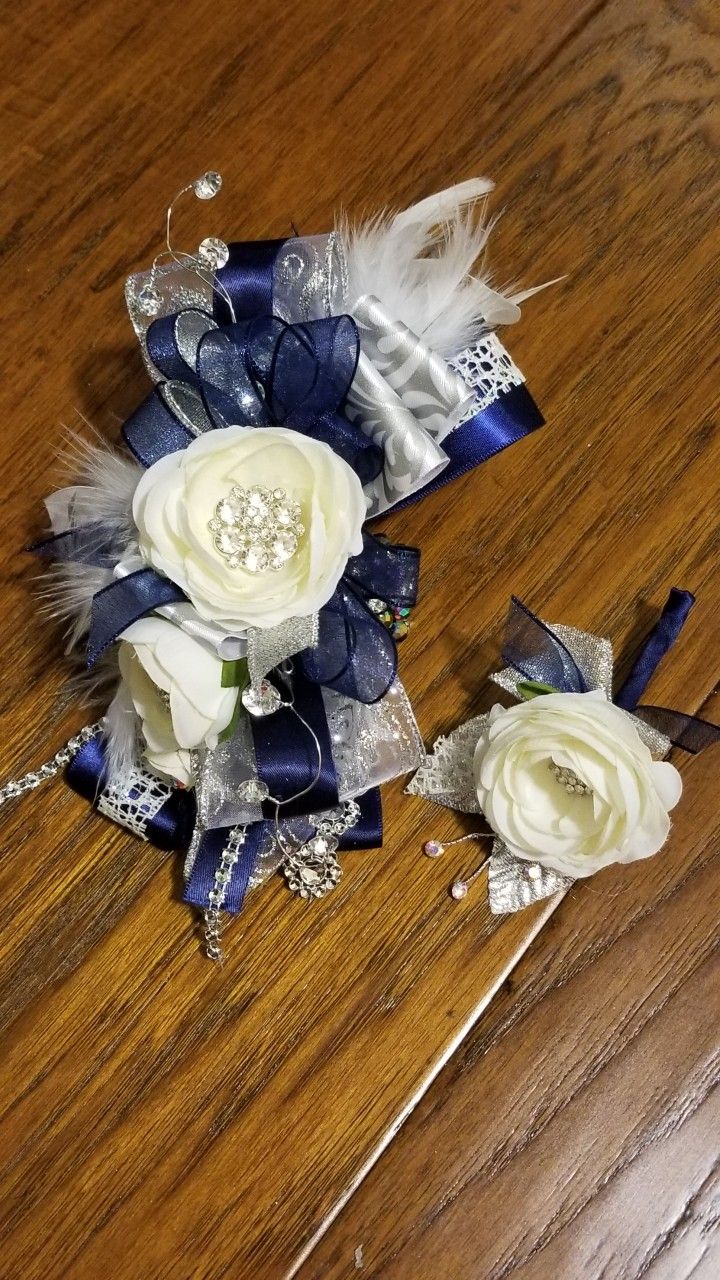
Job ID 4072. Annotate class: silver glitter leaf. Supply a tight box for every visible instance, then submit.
[487,841,573,914]
[246,614,319,685]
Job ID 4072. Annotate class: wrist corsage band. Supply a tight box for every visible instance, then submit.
[409,592,719,912]
[3,172,544,959]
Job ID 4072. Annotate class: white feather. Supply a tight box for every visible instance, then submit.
[342,179,530,358]
[45,429,143,541]
[35,562,114,651]
[102,679,141,784]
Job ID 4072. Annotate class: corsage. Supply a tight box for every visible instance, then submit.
[409,592,719,911]
[4,171,544,959]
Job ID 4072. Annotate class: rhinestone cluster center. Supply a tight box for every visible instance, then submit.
[208,485,305,573]
[549,761,593,796]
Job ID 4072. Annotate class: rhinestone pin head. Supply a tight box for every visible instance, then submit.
[208,485,304,573]
[241,680,283,718]
[198,236,229,269]
[424,840,444,858]
[136,283,162,317]
[193,171,223,200]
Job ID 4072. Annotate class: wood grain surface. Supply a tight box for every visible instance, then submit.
[0,1,718,1278]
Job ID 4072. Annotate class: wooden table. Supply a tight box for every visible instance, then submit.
[1,1,718,1276]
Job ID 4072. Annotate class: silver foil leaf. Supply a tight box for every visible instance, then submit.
[405,714,488,813]
[246,615,319,686]
[487,840,573,914]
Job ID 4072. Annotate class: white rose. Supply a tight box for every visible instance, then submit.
[473,689,682,878]
[118,617,238,784]
[132,425,367,630]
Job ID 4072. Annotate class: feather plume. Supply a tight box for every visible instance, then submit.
[342,178,530,358]
[102,678,141,784]
[35,562,114,650]
[45,428,143,542]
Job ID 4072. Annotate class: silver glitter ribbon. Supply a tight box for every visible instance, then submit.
[408,619,672,915]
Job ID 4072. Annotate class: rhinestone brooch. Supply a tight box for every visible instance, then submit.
[283,834,343,900]
[208,485,305,573]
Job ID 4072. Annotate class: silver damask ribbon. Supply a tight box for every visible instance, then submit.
[407,619,671,915]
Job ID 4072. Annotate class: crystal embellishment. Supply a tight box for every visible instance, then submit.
[193,171,223,200]
[198,236,229,269]
[283,834,342,900]
[208,485,305,573]
[241,679,283,718]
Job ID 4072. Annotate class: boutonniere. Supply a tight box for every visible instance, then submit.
[3,171,544,960]
[408,592,719,911]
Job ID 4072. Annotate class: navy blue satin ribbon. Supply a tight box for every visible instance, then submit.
[214,239,287,324]
[394,383,544,512]
[87,569,187,667]
[503,596,589,693]
[615,589,695,711]
[183,822,264,913]
[251,671,339,817]
[184,785,383,913]
[65,732,197,851]
[123,386,195,467]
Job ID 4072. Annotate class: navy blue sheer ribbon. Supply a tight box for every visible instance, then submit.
[393,383,544,511]
[65,732,197,851]
[615,588,695,710]
[300,581,398,704]
[184,785,383,914]
[502,596,589,692]
[87,568,187,666]
[129,310,383,486]
[251,670,339,817]
[344,531,420,609]
[123,385,195,466]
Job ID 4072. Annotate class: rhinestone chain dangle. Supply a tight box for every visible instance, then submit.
[0,724,101,808]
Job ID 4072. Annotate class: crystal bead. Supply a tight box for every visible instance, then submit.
[214,869,231,885]
[241,680,282,718]
[198,236,229,269]
[366,598,387,615]
[193,171,222,200]
[451,880,468,900]
[237,778,270,803]
[424,840,444,858]
[136,283,162,317]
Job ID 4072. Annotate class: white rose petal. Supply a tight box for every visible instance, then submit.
[132,425,367,630]
[473,690,682,878]
[118,616,238,782]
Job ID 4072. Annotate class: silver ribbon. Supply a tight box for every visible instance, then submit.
[408,618,672,914]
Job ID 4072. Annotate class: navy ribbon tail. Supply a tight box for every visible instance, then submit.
[615,589,696,711]
[632,705,720,754]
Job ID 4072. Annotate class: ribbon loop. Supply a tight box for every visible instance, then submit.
[502,596,589,693]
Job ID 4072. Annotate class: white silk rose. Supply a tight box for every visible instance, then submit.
[132,425,367,631]
[118,617,237,784]
[473,689,682,878]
